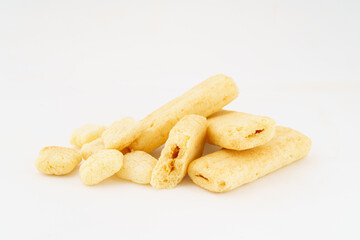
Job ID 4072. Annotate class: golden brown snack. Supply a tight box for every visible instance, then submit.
[188,126,311,193]
[80,138,105,160]
[207,110,276,150]
[116,151,157,184]
[79,149,123,186]
[70,124,106,148]
[101,117,143,150]
[130,74,238,153]
[35,146,82,175]
[151,115,207,189]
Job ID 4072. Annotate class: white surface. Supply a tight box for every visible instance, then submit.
[1,1,359,239]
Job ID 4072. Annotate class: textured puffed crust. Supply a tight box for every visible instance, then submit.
[188,126,311,193]
[70,124,106,148]
[129,74,238,153]
[79,149,123,186]
[35,146,82,175]
[207,110,276,151]
[116,151,157,185]
[101,117,143,150]
[150,115,207,189]
[81,138,105,160]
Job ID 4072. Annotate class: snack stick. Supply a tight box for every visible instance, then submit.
[188,126,311,193]
[102,117,143,150]
[151,115,207,189]
[79,149,123,185]
[207,110,276,150]
[81,138,105,160]
[35,146,82,175]
[116,151,157,184]
[130,74,238,153]
[70,124,106,148]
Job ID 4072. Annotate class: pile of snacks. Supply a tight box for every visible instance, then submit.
[35,74,311,192]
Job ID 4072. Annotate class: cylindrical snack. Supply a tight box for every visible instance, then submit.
[151,115,207,189]
[70,124,106,148]
[79,149,123,185]
[35,146,82,175]
[116,151,157,185]
[80,138,105,160]
[207,110,276,151]
[130,74,238,153]
[188,126,311,193]
[101,117,143,150]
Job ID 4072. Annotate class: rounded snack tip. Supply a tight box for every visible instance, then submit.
[79,149,124,186]
[116,151,157,184]
[101,117,143,150]
[35,146,82,175]
[81,138,105,160]
[70,124,106,148]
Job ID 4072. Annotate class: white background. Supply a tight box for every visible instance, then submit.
[1,1,359,239]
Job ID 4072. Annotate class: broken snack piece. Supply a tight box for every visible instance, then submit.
[188,126,311,193]
[70,124,106,148]
[150,115,207,189]
[116,151,157,184]
[35,146,82,175]
[102,117,143,150]
[79,149,123,185]
[81,138,105,160]
[207,110,276,150]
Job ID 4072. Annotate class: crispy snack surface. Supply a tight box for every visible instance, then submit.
[35,146,82,175]
[151,115,207,189]
[79,149,123,185]
[81,138,105,160]
[188,126,311,193]
[207,110,276,150]
[101,117,143,150]
[70,124,106,148]
[130,74,238,153]
[116,151,157,184]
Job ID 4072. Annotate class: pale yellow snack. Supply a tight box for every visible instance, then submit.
[79,149,123,186]
[207,110,276,151]
[151,115,207,189]
[116,151,157,184]
[188,126,311,193]
[80,138,105,160]
[130,74,238,153]
[35,146,82,175]
[70,124,106,148]
[101,117,143,150]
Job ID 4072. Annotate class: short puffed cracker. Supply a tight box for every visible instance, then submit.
[101,117,143,150]
[150,115,207,189]
[35,146,82,175]
[79,149,123,185]
[207,110,276,150]
[116,151,157,185]
[81,138,105,160]
[70,124,106,148]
